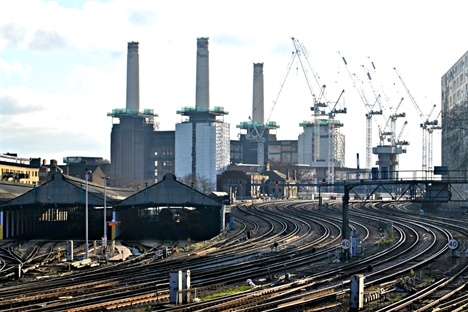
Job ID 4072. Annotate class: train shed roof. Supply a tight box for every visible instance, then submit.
[115,173,222,208]
[1,173,135,208]
[0,180,34,204]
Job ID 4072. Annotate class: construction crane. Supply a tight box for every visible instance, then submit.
[394,67,439,177]
[339,52,382,171]
[380,97,405,146]
[292,38,327,163]
[395,120,409,148]
[311,85,327,162]
[427,110,442,177]
[293,38,346,184]
[242,55,295,172]
[327,89,346,184]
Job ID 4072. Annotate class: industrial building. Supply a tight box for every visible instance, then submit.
[108,42,158,188]
[175,38,230,187]
[234,63,280,170]
[0,172,222,241]
[106,39,351,190]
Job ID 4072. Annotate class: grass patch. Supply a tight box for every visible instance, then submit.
[378,237,394,245]
[199,285,253,301]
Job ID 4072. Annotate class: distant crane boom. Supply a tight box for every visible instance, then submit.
[394,67,439,177]
[294,39,346,185]
[339,52,381,171]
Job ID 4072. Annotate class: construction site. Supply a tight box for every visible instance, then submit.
[105,37,445,189]
[2,39,466,204]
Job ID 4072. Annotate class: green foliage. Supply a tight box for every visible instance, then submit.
[378,237,393,245]
[199,285,253,301]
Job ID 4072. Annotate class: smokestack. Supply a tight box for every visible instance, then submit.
[195,37,209,111]
[252,63,264,124]
[126,41,140,113]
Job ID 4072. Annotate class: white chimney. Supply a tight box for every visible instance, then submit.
[126,41,139,113]
[252,63,264,124]
[195,37,209,111]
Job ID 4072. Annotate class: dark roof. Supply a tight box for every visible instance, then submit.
[116,173,221,208]
[2,173,135,208]
[0,180,34,203]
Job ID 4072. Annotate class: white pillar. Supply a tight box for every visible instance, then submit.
[252,63,264,124]
[126,42,140,113]
[195,37,209,111]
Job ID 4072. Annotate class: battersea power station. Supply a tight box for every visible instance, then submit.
[109,39,230,189]
[0,38,308,241]
[108,38,316,190]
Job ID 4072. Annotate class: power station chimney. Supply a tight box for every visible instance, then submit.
[252,63,264,124]
[195,37,210,111]
[126,41,140,113]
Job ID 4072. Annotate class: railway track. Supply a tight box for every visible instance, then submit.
[0,199,465,311]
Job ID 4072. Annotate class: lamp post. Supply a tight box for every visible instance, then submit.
[85,170,92,259]
[102,176,110,251]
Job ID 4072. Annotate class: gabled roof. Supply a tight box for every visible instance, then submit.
[264,170,287,181]
[116,173,221,208]
[2,173,135,208]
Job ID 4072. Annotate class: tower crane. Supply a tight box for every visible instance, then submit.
[328,89,346,184]
[292,38,327,163]
[381,97,405,146]
[293,38,346,184]
[339,52,382,171]
[395,120,409,148]
[362,59,407,148]
[394,67,439,177]
[427,110,441,177]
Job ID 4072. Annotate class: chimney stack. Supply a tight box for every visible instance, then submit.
[126,41,140,113]
[195,37,210,111]
[252,63,264,124]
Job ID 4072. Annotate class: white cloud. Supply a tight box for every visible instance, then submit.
[0,59,32,80]
[0,0,466,170]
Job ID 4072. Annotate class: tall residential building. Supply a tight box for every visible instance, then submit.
[108,42,158,187]
[175,38,230,186]
[441,50,468,173]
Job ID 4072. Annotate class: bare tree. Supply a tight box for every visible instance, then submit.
[178,173,215,195]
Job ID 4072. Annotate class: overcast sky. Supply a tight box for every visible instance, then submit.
[1,0,467,172]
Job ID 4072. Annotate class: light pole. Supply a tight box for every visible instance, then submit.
[85,170,92,259]
[102,176,110,251]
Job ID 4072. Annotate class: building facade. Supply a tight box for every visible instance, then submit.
[0,154,39,185]
[174,38,230,187]
[109,42,158,187]
[298,119,345,166]
[441,50,468,173]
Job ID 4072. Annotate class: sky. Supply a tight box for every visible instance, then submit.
[0,0,467,172]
